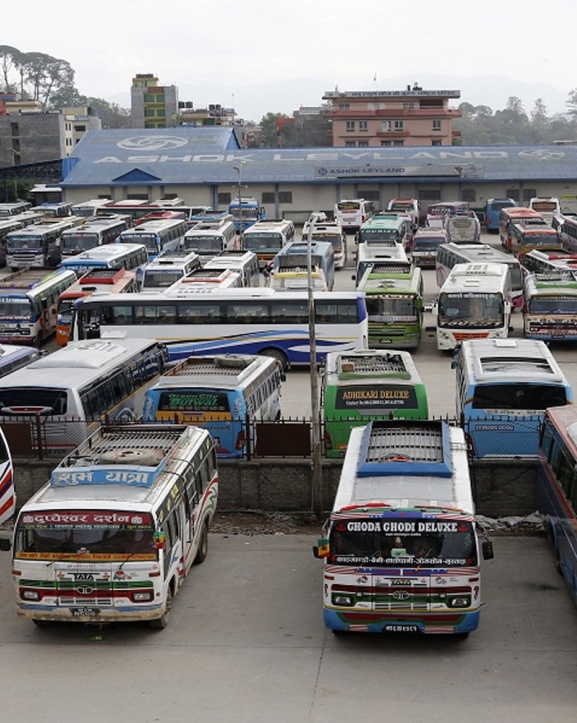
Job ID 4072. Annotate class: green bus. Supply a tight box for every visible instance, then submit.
[356,263,424,349]
[321,349,429,459]
[356,214,411,247]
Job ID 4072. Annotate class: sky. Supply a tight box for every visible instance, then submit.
[4,0,575,122]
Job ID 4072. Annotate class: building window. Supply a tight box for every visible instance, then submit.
[380,140,391,146]
[394,121,404,132]
[358,141,369,147]
[278,192,292,204]
[506,189,520,201]
[156,94,165,103]
[419,190,442,202]
[403,102,415,109]
[432,120,442,131]
[262,192,275,203]
[461,189,477,203]
[218,192,231,205]
[431,140,442,146]
[393,140,404,147]
[345,120,356,131]
[144,109,155,117]
[345,141,356,147]
[74,125,86,132]
[157,108,166,117]
[359,121,368,131]
[144,94,155,103]
[363,190,380,202]
[523,189,537,201]
[381,121,391,132]
[338,103,350,110]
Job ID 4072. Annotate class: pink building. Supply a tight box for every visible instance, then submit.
[322,84,462,148]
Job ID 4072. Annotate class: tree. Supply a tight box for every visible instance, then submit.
[259,113,288,148]
[0,45,23,93]
[566,88,577,119]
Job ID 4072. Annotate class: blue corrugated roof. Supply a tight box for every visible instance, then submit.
[60,128,577,188]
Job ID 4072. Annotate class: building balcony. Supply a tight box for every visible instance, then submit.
[324,107,461,120]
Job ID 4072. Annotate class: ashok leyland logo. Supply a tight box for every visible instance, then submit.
[117,136,189,151]
[518,150,565,161]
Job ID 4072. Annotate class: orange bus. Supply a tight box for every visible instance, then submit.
[56,267,139,345]
[499,207,545,251]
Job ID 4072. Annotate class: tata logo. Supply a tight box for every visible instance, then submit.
[73,573,95,581]
[391,579,411,586]
[76,586,94,595]
[391,591,411,600]
[117,136,189,151]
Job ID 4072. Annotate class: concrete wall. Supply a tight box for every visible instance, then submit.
[12,458,537,519]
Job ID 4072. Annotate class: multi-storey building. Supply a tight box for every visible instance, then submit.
[322,84,462,147]
[131,73,179,129]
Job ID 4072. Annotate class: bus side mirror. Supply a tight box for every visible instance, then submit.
[0,537,12,552]
[482,540,494,560]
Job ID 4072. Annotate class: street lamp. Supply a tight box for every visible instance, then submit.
[307,220,324,519]
[232,163,244,233]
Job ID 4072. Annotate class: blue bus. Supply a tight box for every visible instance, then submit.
[537,404,577,606]
[453,338,573,459]
[116,218,188,260]
[271,239,335,291]
[142,353,283,458]
[484,198,516,234]
[228,197,265,232]
[0,343,41,378]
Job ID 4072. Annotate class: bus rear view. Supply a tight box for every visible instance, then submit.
[313,419,494,635]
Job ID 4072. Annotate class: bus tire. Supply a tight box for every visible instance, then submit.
[32,619,52,627]
[259,348,288,372]
[149,586,173,630]
[193,520,209,565]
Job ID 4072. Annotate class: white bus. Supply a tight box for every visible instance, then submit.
[202,250,261,288]
[117,218,188,260]
[433,262,513,351]
[435,242,525,309]
[334,199,375,231]
[5,219,79,270]
[0,201,32,217]
[241,219,296,270]
[312,419,494,635]
[182,217,238,264]
[0,267,77,346]
[60,243,149,282]
[143,353,283,458]
[165,268,242,295]
[140,250,201,291]
[4,422,217,628]
[57,216,129,258]
[308,221,348,269]
[71,199,113,218]
[271,239,335,291]
[354,241,411,287]
[0,426,15,526]
[69,288,369,370]
[0,338,168,452]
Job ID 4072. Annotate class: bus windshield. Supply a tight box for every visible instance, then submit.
[366,296,418,320]
[471,383,567,410]
[60,233,99,252]
[184,236,222,251]
[0,299,32,318]
[438,292,504,326]
[7,234,42,248]
[0,387,68,414]
[528,297,577,314]
[328,519,478,567]
[120,233,156,252]
[243,234,282,250]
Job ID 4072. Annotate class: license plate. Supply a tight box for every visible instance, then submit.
[70,607,100,617]
[384,624,419,633]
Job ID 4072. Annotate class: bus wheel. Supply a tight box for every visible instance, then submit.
[193,521,209,565]
[32,619,51,627]
[259,348,288,372]
[149,588,172,630]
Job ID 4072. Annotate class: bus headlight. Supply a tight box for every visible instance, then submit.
[448,596,470,608]
[133,591,154,602]
[332,593,354,606]
[22,590,40,600]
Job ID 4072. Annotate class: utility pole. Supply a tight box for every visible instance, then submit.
[233,163,243,234]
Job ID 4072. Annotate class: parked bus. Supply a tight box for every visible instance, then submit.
[555,213,577,254]
[435,242,525,308]
[165,267,242,294]
[484,198,516,234]
[509,219,562,261]
[57,216,129,258]
[334,199,375,231]
[356,214,410,247]
[0,337,168,452]
[453,338,573,459]
[321,349,428,459]
[425,201,469,228]
[0,343,42,377]
[182,217,238,264]
[408,228,448,268]
[522,248,577,275]
[307,221,348,269]
[385,198,420,230]
[2,422,217,628]
[312,419,494,635]
[117,218,188,260]
[5,219,79,270]
[70,288,369,370]
[433,262,512,351]
[354,241,411,286]
[498,206,544,250]
[60,243,149,281]
[522,271,577,341]
[71,199,113,218]
[537,404,577,607]
[95,199,186,222]
[202,250,260,288]
[143,353,283,458]
[444,212,481,244]
[0,267,77,346]
[0,201,32,217]
[31,202,74,218]
[56,268,140,346]
[356,264,424,349]
[140,250,201,292]
[271,239,335,291]
[228,197,266,232]
[0,218,25,267]
[241,219,296,270]
[0,427,15,526]
[528,196,561,225]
